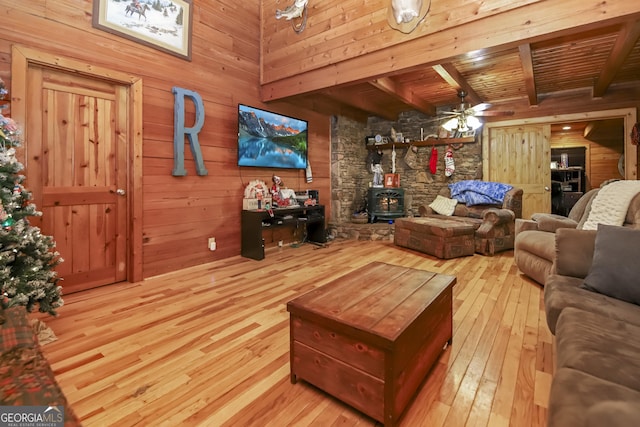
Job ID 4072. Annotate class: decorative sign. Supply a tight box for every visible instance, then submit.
[172,87,207,176]
[0,406,64,427]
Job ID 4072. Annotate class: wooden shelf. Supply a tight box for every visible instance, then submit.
[367,137,475,150]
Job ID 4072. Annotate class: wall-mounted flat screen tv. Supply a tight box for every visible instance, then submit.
[237,104,308,169]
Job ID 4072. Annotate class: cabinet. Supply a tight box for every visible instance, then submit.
[551,168,584,215]
[552,168,583,193]
[241,205,326,260]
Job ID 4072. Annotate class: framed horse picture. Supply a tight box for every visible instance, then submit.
[92,0,193,61]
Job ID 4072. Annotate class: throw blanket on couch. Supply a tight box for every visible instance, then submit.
[449,180,513,206]
[581,180,640,230]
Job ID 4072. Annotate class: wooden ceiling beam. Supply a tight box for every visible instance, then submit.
[369,77,436,116]
[518,43,538,106]
[432,63,482,105]
[583,122,597,138]
[322,88,398,121]
[483,83,640,121]
[284,94,371,122]
[593,19,640,98]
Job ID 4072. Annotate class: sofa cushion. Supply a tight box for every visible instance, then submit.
[582,224,640,305]
[0,306,37,350]
[554,228,597,279]
[570,188,599,224]
[544,276,640,334]
[466,204,500,219]
[586,401,640,427]
[514,248,554,286]
[548,368,640,427]
[625,192,640,225]
[514,229,555,260]
[530,213,577,233]
[429,195,457,216]
[555,307,640,392]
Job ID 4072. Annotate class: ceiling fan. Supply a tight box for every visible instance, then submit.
[440,90,514,132]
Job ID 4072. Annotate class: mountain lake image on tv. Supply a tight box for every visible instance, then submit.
[238,104,308,169]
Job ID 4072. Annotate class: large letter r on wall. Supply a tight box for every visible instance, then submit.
[172,87,208,176]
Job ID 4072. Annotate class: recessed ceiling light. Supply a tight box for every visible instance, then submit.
[562,126,571,130]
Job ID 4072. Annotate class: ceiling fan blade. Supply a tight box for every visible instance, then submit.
[474,110,515,117]
[471,103,491,112]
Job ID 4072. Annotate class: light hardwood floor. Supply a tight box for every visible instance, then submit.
[39,239,553,426]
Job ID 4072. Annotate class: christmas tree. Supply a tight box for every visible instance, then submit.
[0,77,63,316]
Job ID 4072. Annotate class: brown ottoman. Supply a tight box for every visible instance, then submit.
[394,217,475,259]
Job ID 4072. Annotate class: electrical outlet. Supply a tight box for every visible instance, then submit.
[208,237,216,251]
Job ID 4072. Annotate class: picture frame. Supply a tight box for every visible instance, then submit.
[92,0,193,61]
[462,129,476,138]
[384,173,400,188]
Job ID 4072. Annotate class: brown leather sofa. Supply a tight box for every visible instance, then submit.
[515,186,640,285]
[417,184,523,256]
[544,227,640,427]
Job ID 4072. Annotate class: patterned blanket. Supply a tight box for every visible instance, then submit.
[449,180,513,206]
[581,180,640,230]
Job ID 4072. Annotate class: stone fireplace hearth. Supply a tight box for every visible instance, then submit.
[329,112,484,236]
[329,222,395,241]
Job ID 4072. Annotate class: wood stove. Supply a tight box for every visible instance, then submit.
[367,188,405,222]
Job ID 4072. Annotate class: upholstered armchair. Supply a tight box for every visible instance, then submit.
[418,183,523,256]
[514,189,596,285]
[515,183,640,285]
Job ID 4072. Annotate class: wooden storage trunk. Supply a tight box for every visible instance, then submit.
[287,262,455,426]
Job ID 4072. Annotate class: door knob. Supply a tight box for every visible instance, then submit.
[116,188,126,196]
[544,186,550,191]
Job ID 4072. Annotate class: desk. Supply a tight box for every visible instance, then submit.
[241,205,325,260]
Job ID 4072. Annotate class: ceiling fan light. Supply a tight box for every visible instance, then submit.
[442,117,459,131]
[466,115,482,130]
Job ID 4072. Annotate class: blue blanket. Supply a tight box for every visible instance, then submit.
[449,180,513,206]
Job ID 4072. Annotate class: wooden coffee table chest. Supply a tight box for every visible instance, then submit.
[287,262,455,426]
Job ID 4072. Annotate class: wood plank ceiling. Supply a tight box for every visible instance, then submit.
[285,20,640,122]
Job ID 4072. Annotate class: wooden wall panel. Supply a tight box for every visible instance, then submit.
[0,1,331,280]
[590,143,623,188]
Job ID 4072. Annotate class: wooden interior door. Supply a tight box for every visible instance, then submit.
[483,124,551,220]
[25,66,129,294]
